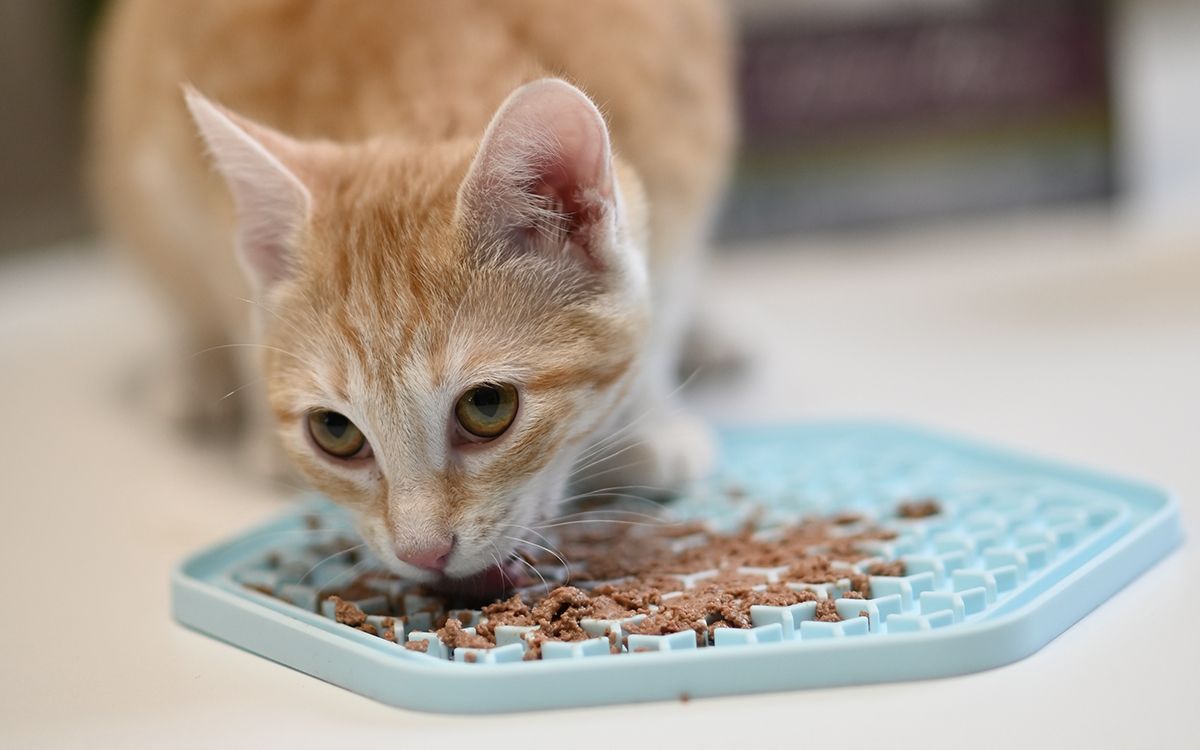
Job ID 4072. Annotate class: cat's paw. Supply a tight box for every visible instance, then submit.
[578,411,716,496]
[679,317,751,382]
[126,349,243,439]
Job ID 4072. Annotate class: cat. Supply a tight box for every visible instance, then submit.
[90,0,734,584]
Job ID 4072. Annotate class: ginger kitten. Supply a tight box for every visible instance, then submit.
[91,0,734,583]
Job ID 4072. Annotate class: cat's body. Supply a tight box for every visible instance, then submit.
[91,0,734,582]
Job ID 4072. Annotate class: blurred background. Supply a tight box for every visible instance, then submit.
[3,0,1200,251]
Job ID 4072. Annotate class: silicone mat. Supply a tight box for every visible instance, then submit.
[172,422,1182,713]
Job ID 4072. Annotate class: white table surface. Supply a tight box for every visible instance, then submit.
[2,211,1196,748]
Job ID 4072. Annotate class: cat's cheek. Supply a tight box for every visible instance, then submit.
[277,430,381,513]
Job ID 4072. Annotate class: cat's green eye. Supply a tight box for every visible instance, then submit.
[455,383,519,440]
[307,410,367,458]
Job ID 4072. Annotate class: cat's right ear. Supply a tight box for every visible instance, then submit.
[183,87,311,292]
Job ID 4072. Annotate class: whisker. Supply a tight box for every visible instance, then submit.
[568,457,653,487]
[298,543,368,585]
[567,437,651,479]
[533,518,675,530]
[498,523,577,584]
[498,523,563,556]
[501,535,572,580]
[214,376,265,404]
[314,556,372,591]
[552,491,673,509]
[487,543,515,591]
[573,427,647,467]
[539,505,673,522]
[572,366,705,465]
[558,483,670,496]
[509,551,550,594]
[573,399,663,463]
[188,342,316,370]
[232,295,308,341]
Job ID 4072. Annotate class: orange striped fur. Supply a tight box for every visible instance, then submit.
[91,0,733,580]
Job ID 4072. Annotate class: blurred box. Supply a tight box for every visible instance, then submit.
[719,0,1115,239]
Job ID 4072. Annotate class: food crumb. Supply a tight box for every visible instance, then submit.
[896,499,941,518]
[847,574,872,598]
[329,596,367,627]
[436,618,492,650]
[866,560,906,577]
[814,599,842,622]
[404,640,429,653]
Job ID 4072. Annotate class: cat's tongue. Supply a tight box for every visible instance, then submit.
[432,560,532,600]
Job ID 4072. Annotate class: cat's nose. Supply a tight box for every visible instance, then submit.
[395,536,455,572]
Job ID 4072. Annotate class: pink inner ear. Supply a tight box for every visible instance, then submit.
[461,79,617,271]
[529,157,609,266]
[539,109,612,200]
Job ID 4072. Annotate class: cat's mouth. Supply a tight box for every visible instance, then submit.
[428,558,533,601]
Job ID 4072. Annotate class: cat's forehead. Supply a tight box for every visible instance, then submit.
[281,141,633,395]
[291,233,585,373]
[329,139,473,222]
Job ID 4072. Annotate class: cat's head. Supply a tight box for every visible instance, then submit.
[186,79,650,582]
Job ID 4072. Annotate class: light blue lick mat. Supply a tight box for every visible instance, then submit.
[172,422,1182,713]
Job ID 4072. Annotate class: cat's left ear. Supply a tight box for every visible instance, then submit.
[456,78,622,274]
[184,87,313,292]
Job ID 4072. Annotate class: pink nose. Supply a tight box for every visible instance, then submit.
[396,537,454,572]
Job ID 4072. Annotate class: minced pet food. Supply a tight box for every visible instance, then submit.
[251,501,937,659]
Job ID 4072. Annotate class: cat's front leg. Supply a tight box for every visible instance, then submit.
[148,323,244,440]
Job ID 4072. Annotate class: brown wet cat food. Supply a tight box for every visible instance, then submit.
[330,596,368,627]
[436,619,493,650]
[783,556,841,583]
[866,560,907,577]
[330,595,382,635]
[897,499,942,518]
[266,507,914,657]
[473,594,535,641]
[847,574,873,598]
[814,600,842,623]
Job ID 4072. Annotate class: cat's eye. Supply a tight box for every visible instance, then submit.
[307,410,369,459]
[455,383,519,440]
